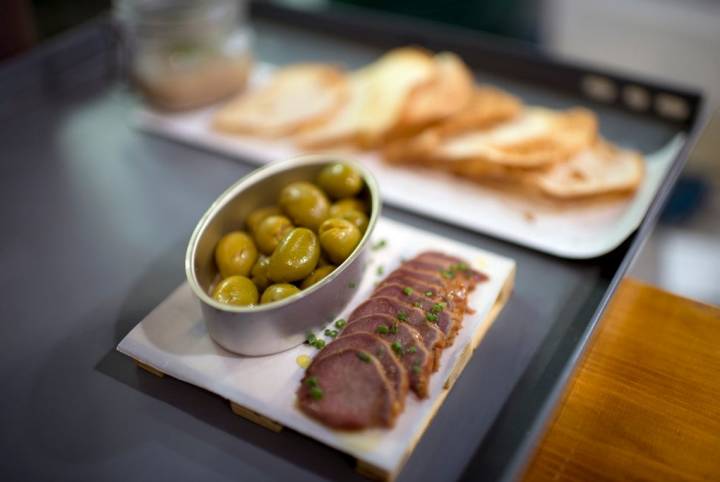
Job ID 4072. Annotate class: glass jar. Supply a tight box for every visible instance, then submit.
[114,0,252,110]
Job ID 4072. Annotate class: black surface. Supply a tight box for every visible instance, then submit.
[0,12,705,482]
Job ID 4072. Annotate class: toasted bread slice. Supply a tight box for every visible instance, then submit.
[212,64,347,137]
[532,140,644,198]
[389,52,475,137]
[295,47,436,149]
[383,85,522,164]
[432,107,597,171]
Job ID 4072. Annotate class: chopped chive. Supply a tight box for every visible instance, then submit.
[334,319,347,329]
[457,262,469,271]
[402,287,413,296]
[306,333,317,344]
[431,302,446,314]
[441,269,455,279]
[324,329,332,337]
[413,301,422,308]
[325,329,338,338]
[391,341,404,356]
[312,339,326,349]
[376,265,384,276]
[309,386,324,400]
[357,351,371,363]
[425,290,434,297]
[396,311,408,321]
[412,364,422,374]
[348,282,357,289]
[371,239,387,251]
[426,312,438,323]
[305,376,318,388]
[407,346,417,354]
[389,323,399,334]
[376,325,389,335]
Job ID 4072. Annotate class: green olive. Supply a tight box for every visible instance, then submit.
[316,163,363,199]
[211,275,258,306]
[337,209,369,233]
[318,218,361,264]
[300,265,336,289]
[260,283,301,304]
[278,181,329,230]
[268,227,320,282]
[329,198,368,218]
[250,255,271,291]
[215,231,258,278]
[246,206,282,234]
[254,215,293,255]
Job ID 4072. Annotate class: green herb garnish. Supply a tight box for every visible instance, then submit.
[425,290,434,297]
[397,311,408,321]
[389,323,399,334]
[431,302,446,314]
[306,333,317,344]
[376,265,384,276]
[391,341,404,356]
[305,376,318,388]
[376,325,389,335]
[312,339,326,349]
[402,287,413,296]
[413,301,422,308]
[357,351,371,363]
[371,239,387,251]
[335,319,347,329]
[325,329,338,338]
[309,386,324,400]
[426,313,438,323]
[412,364,422,374]
[441,269,455,279]
[348,282,357,289]
[407,346,417,354]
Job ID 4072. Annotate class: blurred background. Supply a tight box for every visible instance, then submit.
[2,0,718,304]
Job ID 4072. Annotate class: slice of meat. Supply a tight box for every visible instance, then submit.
[371,284,455,337]
[349,296,445,368]
[297,349,396,430]
[383,266,447,287]
[340,314,433,398]
[412,251,488,284]
[314,333,408,413]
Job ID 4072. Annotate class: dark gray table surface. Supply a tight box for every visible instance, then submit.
[0,17,683,482]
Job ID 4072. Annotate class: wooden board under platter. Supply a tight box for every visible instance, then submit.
[118,218,516,481]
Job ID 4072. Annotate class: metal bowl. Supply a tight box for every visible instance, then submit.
[185,155,381,356]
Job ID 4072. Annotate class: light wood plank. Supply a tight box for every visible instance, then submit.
[523,278,720,482]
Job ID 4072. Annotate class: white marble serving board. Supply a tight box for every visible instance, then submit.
[117,217,515,479]
[134,62,684,259]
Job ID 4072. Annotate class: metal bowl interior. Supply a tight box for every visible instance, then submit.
[185,154,381,314]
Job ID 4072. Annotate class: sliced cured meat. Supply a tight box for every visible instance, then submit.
[371,284,455,337]
[340,314,433,397]
[349,296,445,363]
[297,349,396,430]
[383,267,447,288]
[377,274,449,300]
[313,333,408,413]
[296,250,487,430]
[412,252,488,284]
[373,282,455,311]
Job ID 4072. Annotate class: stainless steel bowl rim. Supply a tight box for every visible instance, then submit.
[185,154,380,314]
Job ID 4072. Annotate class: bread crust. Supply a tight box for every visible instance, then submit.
[212,64,348,137]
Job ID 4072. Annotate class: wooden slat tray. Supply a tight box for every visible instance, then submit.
[117,217,515,480]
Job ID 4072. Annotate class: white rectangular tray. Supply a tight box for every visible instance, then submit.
[117,217,515,480]
[134,62,684,259]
